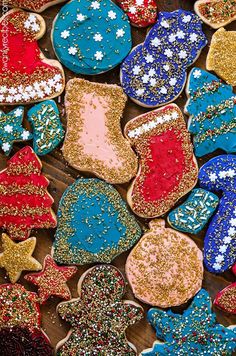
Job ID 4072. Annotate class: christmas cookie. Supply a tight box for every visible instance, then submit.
[0,107,32,156]
[27,100,65,156]
[25,255,78,304]
[141,289,236,355]
[116,0,157,27]
[125,219,203,307]
[214,264,236,314]
[0,9,65,105]
[124,104,198,218]
[207,28,236,86]
[0,146,57,241]
[168,188,219,234]
[63,79,138,184]
[51,0,131,75]
[120,10,207,107]
[56,264,143,355]
[194,0,236,29]
[0,0,67,12]
[199,154,236,273]
[185,68,236,157]
[52,178,141,265]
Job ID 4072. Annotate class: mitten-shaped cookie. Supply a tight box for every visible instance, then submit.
[56,265,143,355]
[116,0,157,27]
[199,155,236,273]
[185,68,236,157]
[214,264,236,314]
[63,79,138,184]
[0,9,65,105]
[124,104,198,218]
[120,10,207,107]
[0,0,67,12]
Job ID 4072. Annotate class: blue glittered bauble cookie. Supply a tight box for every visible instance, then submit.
[52,0,131,75]
[199,155,236,273]
[52,178,142,265]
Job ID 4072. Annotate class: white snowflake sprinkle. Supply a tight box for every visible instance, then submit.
[176,30,185,39]
[160,20,169,28]
[193,69,201,79]
[68,47,77,55]
[129,6,136,14]
[133,65,141,75]
[108,10,116,19]
[151,37,161,47]
[93,33,103,42]
[219,245,227,253]
[213,262,222,271]
[116,28,125,38]
[224,235,232,244]
[94,51,103,60]
[169,78,177,86]
[61,30,70,39]
[190,33,198,42]
[215,255,224,263]
[136,88,144,96]
[164,49,173,58]
[4,125,13,133]
[160,86,167,94]
[163,64,170,71]
[22,131,30,140]
[77,13,86,21]
[145,54,154,63]
[209,172,217,182]
[179,50,187,59]
[142,74,149,84]
[182,14,191,23]
[150,78,157,86]
[2,142,10,152]
[14,108,23,117]
[168,34,176,43]
[148,68,156,77]
[91,1,100,9]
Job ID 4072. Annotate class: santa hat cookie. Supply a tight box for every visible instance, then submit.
[0,9,65,105]
[124,104,198,218]
[0,0,67,12]
[116,0,158,27]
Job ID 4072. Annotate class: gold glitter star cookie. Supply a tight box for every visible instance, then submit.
[25,255,78,304]
[206,27,236,86]
[0,233,42,283]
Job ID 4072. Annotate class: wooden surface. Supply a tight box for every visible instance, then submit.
[1,0,236,354]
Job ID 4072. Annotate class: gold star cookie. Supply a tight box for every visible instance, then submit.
[0,234,42,283]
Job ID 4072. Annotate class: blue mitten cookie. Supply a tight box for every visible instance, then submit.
[199,155,236,273]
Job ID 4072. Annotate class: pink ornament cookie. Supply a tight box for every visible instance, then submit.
[116,0,157,27]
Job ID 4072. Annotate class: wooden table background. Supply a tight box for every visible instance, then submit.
[1,0,236,354]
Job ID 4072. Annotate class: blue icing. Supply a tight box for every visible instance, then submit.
[52,0,131,75]
[27,100,65,156]
[53,178,142,264]
[199,155,236,273]
[186,68,236,157]
[168,188,219,234]
[142,289,236,356]
[120,10,207,107]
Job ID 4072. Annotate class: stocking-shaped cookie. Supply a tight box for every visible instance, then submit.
[63,79,138,184]
[0,9,65,105]
[124,104,198,218]
[199,155,236,273]
[214,264,236,314]
[116,0,157,27]
[0,0,67,12]
[56,265,143,355]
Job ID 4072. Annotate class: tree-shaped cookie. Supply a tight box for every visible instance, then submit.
[0,0,67,12]
[52,178,141,265]
[124,103,198,218]
[199,154,236,273]
[56,265,143,355]
[185,68,236,157]
[214,264,236,314]
[141,289,236,355]
[63,79,138,184]
[0,146,57,241]
[0,9,65,105]
[116,0,157,27]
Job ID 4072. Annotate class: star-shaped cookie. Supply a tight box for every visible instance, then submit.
[25,255,78,304]
[0,233,42,283]
[141,289,236,355]
[0,107,32,155]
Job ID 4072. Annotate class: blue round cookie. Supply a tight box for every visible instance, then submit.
[52,0,131,75]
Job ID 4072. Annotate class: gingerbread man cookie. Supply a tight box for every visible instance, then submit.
[63,79,138,184]
[116,0,157,27]
[0,9,65,105]
[56,265,143,355]
[214,264,236,314]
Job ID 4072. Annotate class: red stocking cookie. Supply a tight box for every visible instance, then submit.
[0,9,65,105]
[124,104,198,218]
[116,0,158,27]
[0,0,67,12]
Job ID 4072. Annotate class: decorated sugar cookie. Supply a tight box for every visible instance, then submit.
[185,68,236,157]
[124,104,198,218]
[120,10,207,107]
[141,289,236,355]
[116,0,157,27]
[207,28,236,86]
[195,0,236,29]
[63,79,138,184]
[52,0,131,75]
[25,255,78,304]
[56,265,143,355]
[52,178,142,265]
[214,264,236,314]
[199,155,236,273]
[125,219,203,307]
[168,188,219,234]
[0,0,67,12]
[0,107,32,155]
[0,9,65,105]
[27,100,65,156]
[0,146,57,241]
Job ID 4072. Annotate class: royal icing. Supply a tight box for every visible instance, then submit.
[124,104,198,218]
[63,79,138,184]
[185,68,236,157]
[0,0,66,12]
[116,0,157,27]
[120,10,207,107]
[125,219,203,307]
[52,178,142,265]
[214,264,236,314]
[52,0,131,75]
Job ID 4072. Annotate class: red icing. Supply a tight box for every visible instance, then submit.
[116,0,157,27]
[214,283,236,314]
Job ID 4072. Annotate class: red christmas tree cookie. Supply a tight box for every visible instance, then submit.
[124,103,198,218]
[214,264,236,314]
[116,0,157,27]
[0,146,57,241]
[0,9,65,105]
[0,0,67,12]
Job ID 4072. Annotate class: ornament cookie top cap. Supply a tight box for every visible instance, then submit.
[0,9,65,105]
[0,0,67,12]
